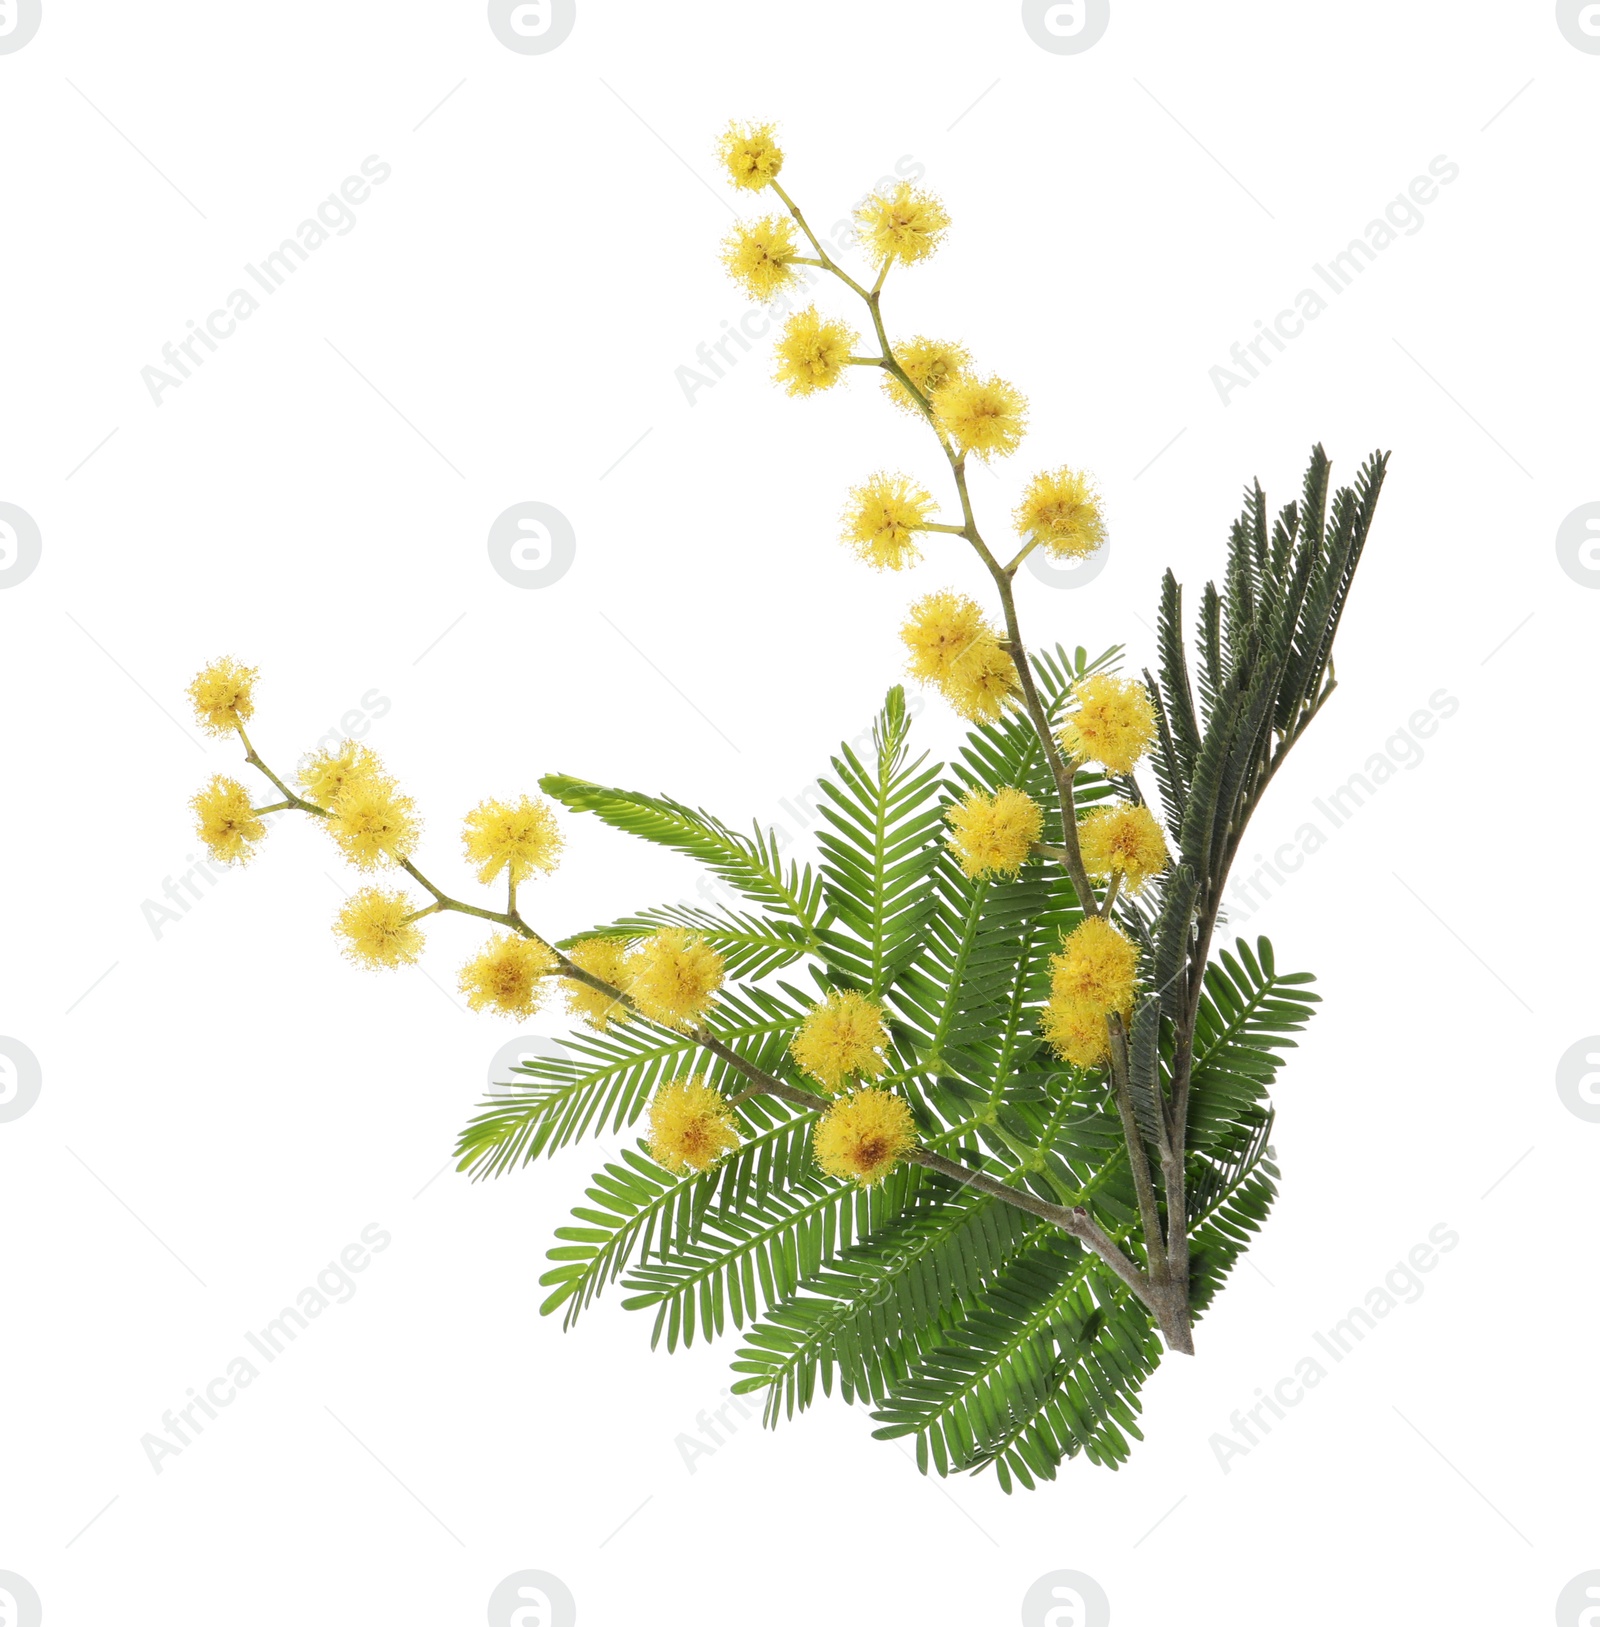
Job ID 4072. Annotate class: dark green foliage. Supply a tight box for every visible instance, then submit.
[1146,446,1388,920]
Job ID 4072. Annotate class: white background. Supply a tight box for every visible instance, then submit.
[2,2,1597,1622]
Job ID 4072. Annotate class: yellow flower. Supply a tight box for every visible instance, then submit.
[933,373,1028,461]
[790,990,891,1092]
[1058,675,1156,775]
[883,336,971,415]
[646,1075,742,1174]
[813,1088,917,1188]
[565,936,633,1032]
[775,306,858,396]
[1041,995,1112,1069]
[188,657,257,737]
[945,786,1044,879]
[855,181,950,267]
[1050,916,1138,1014]
[298,739,386,808]
[721,216,800,301]
[625,928,725,1028]
[900,591,1018,723]
[1015,467,1107,560]
[717,119,784,190]
[841,472,937,570]
[1077,803,1170,893]
[335,887,425,969]
[458,932,557,1019]
[191,775,265,864]
[461,795,563,887]
[326,776,421,871]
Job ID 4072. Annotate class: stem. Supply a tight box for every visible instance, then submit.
[237,723,320,812]
[1099,871,1123,919]
[771,182,871,299]
[1106,1013,1168,1283]
[905,1149,1157,1308]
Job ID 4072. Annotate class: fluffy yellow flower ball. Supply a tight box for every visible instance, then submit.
[564,936,632,1032]
[188,657,257,737]
[1077,803,1170,893]
[335,887,425,969]
[458,933,557,1019]
[326,776,420,871]
[1041,995,1113,1069]
[813,1088,917,1188]
[1050,916,1139,1014]
[900,590,1018,723]
[461,795,563,887]
[790,990,891,1092]
[775,306,859,396]
[933,373,1028,461]
[1058,675,1156,775]
[626,928,725,1028]
[1015,467,1107,560]
[945,786,1044,879]
[191,775,265,864]
[841,472,937,570]
[717,120,784,190]
[883,335,971,415]
[298,739,385,808]
[646,1076,742,1175]
[721,216,799,301]
[855,181,950,267]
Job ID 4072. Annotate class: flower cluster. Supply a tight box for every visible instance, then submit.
[721,216,800,302]
[187,657,257,737]
[460,934,558,1019]
[623,927,726,1028]
[1058,675,1157,776]
[647,1076,743,1174]
[855,180,950,267]
[717,120,784,191]
[462,796,563,887]
[841,472,937,571]
[1015,467,1106,560]
[814,1088,917,1188]
[1042,916,1141,1069]
[1077,802,1170,894]
[335,888,425,969]
[883,336,969,415]
[790,990,890,1092]
[945,786,1044,879]
[190,775,265,865]
[775,306,858,396]
[899,591,1017,723]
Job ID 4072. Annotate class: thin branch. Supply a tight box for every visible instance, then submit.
[1106,1013,1169,1281]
